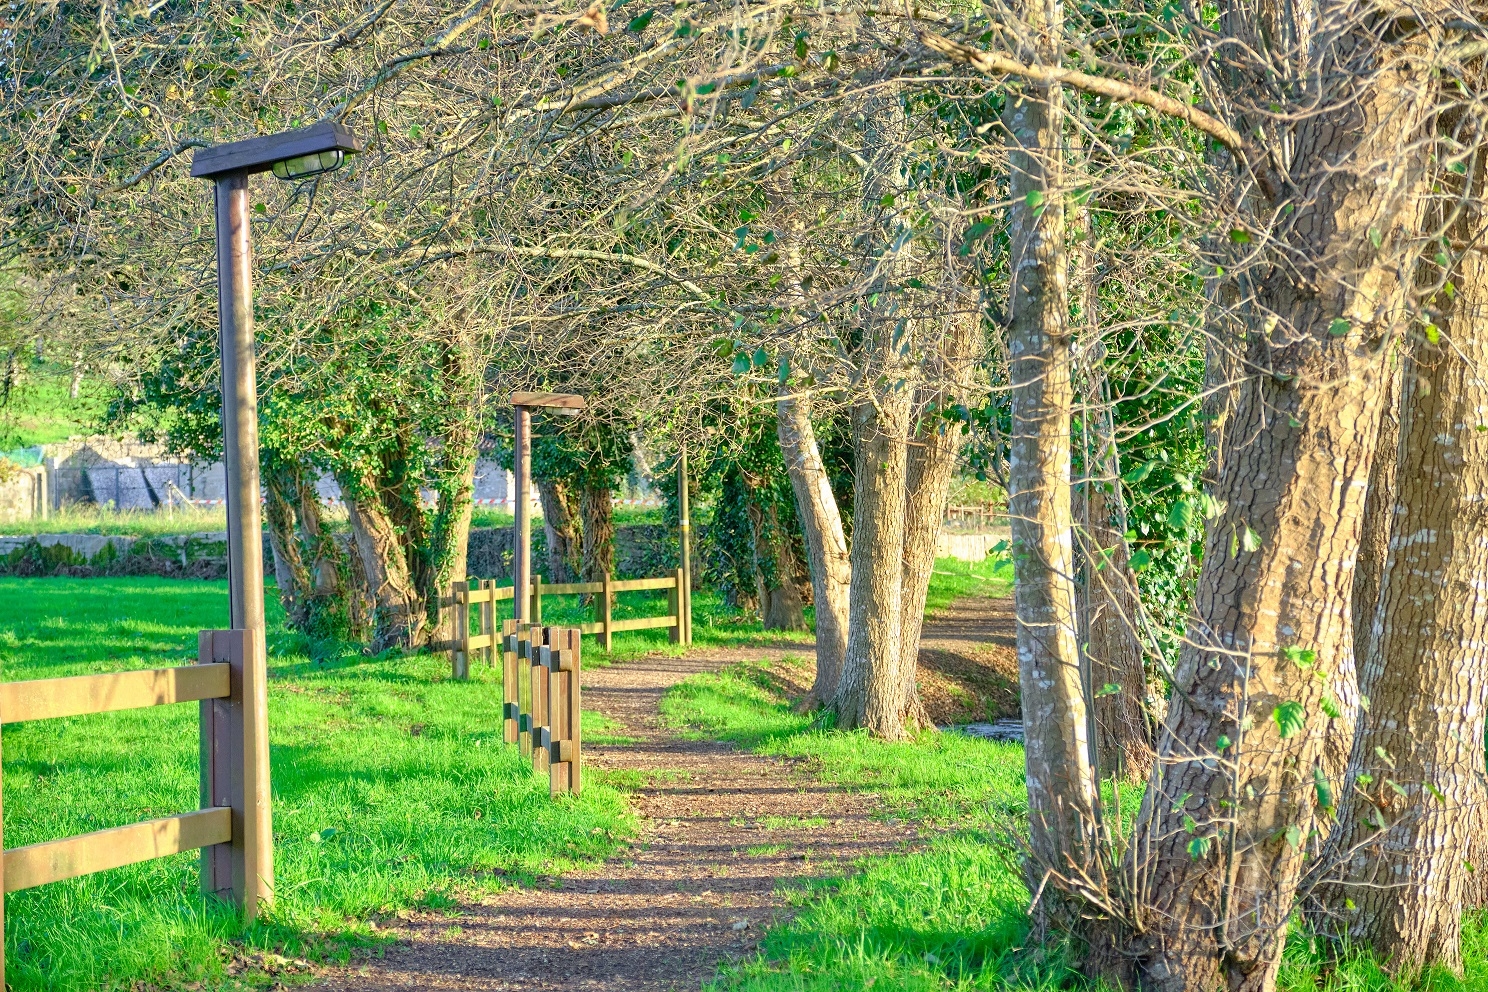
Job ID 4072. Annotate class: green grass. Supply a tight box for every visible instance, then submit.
[0,503,231,538]
[0,365,111,449]
[923,556,1014,619]
[1,578,634,991]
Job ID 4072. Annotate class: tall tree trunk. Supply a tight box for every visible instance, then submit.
[263,460,312,629]
[744,492,809,631]
[778,393,852,705]
[896,311,982,733]
[298,475,349,641]
[1001,0,1099,913]
[427,451,477,624]
[830,386,914,736]
[1351,351,1400,674]
[341,477,424,653]
[1316,152,1488,974]
[537,478,583,582]
[1131,38,1433,991]
[580,483,615,584]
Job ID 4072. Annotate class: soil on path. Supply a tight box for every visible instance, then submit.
[312,593,1015,992]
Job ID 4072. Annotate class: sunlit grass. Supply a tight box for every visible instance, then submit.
[0,578,634,991]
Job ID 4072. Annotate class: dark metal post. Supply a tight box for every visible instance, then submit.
[214,174,267,645]
[514,405,532,623]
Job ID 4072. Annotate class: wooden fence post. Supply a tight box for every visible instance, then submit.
[198,627,272,919]
[669,569,683,644]
[451,581,469,680]
[566,627,583,794]
[601,574,613,653]
[530,628,550,775]
[516,624,533,760]
[502,618,519,744]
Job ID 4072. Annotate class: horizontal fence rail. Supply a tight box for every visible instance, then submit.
[447,568,689,673]
[0,627,271,985]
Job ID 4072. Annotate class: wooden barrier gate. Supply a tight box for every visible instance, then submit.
[0,628,271,983]
[501,624,582,796]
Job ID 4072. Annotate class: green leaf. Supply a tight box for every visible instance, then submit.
[1122,460,1158,483]
[1182,815,1198,833]
[1187,835,1212,859]
[1271,700,1306,739]
[1215,735,1232,750]
[1328,318,1352,337]
[1168,499,1196,529]
[1313,766,1334,811]
[1025,189,1045,210]
[1096,683,1122,698]
[1281,645,1317,668]
[627,9,654,31]
[777,358,790,384]
[1368,227,1382,248]
[880,193,895,207]
[1450,161,1468,175]
[752,346,769,369]
[794,33,809,59]
[1242,525,1262,552]
[1129,550,1152,570]
[1319,694,1342,720]
[731,353,751,375]
[1229,228,1251,244]
[1425,781,1447,802]
[1424,322,1440,344]
[1229,530,1239,559]
[253,202,267,214]
[1285,824,1304,848]
[1386,778,1408,797]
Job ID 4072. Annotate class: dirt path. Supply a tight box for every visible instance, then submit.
[312,643,913,992]
[312,594,1015,992]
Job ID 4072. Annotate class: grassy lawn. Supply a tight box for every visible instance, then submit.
[0,578,635,991]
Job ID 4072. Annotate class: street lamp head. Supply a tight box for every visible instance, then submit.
[191,120,364,180]
[271,149,344,181]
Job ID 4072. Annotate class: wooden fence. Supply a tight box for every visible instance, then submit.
[0,628,271,984]
[501,623,582,795]
[447,569,690,677]
[943,504,1001,530]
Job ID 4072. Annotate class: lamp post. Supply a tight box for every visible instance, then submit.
[510,391,586,623]
[190,120,363,915]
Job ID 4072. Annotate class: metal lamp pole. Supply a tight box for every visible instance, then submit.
[191,121,363,916]
[509,391,587,623]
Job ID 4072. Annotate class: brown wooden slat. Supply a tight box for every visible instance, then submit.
[467,634,496,650]
[510,391,586,409]
[609,576,677,592]
[0,665,230,724]
[608,616,678,633]
[538,581,605,596]
[5,808,232,892]
[575,621,606,634]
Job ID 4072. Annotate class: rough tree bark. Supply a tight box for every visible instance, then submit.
[264,460,312,628]
[580,483,615,584]
[1001,0,1100,908]
[341,475,424,653]
[1130,31,1434,990]
[743,491,809,631]
[537,478,583,582]
[1317,155,1488,974]
[777,392,852,706]
[427,453,477,618]
[830,384,914,735]
[895,311,982,733]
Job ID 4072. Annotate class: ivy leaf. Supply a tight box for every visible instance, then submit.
[1229,228,1251,244]
[1025,189,1045,210]
[731,353,751,375]
[627,9,654,31]
[1122,460,1159,483]
[1096,682,1122,698]
[1242,525,1262,552]
[1168,499,1196,529]
[1188,835,1212,859]
[1215,735,1232,750]
[1281,645,1317,668]
[1129,549,1152,570]
[794,33,809,60]
[957,219,994,256]
[1424,322,1440,345]
[1285,824,1304,848]
[1313,766,1334,812]
[752,346,770,369]
[1328,318,1352,337]
[1368,227,1382,248]
[1271,700,1306,739]
[777,358,790,384]
[1319,694,1342,720]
